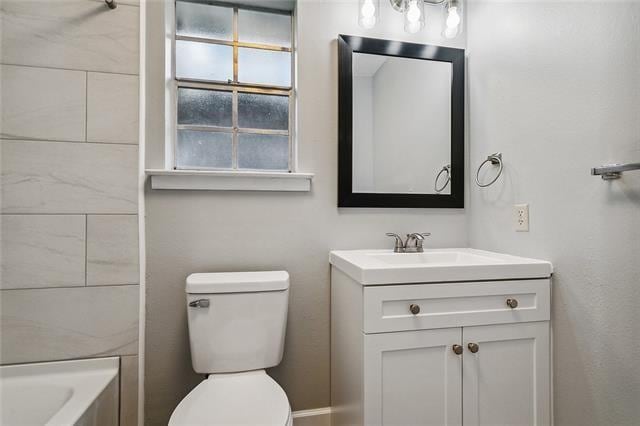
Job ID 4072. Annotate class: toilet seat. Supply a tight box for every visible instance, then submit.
[169,370,291,426]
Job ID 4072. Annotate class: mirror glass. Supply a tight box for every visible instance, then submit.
[351,52,452,195]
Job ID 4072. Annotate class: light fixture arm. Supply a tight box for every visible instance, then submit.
[390,0,446,11]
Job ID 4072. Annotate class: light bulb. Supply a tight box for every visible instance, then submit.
[404,0,424,33]
[359,0,377,29]
[406,1,421,23]
[446,6,461,29]
[361,0,375,18]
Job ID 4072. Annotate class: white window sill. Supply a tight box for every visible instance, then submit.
[146,169,314,192]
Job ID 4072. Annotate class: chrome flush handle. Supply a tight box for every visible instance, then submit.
[188,299,210,308]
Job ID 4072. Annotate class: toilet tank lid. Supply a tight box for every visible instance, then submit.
[186,271,289,294]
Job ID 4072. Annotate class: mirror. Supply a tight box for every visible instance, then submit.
[338,35,465,208]
[352,53,451,195]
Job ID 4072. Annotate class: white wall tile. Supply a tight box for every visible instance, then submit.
[1,140,138,214]
[87,73,139,144]
[87,215,139,285]
[120,355,139,426]
[0,285,139,364]
[0,65,86,142]
[1,215,86,289]
[0,0,139,74]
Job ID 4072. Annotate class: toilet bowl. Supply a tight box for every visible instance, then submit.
[168,370,291,426]
[169,271,291,426]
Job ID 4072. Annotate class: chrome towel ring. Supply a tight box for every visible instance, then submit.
[476,153,503,187]
[434,164,451,193]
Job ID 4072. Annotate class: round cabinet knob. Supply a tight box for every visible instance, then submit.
[468,342,479,353]
[506,298,519,309]
[409,304,421,315]
[452,344,463,355]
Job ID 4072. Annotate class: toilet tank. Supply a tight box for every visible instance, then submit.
[185,271,289,374]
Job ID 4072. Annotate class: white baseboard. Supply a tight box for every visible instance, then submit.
[292,407,332,426]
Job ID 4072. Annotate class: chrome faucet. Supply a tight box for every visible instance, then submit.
[386,232,431,253]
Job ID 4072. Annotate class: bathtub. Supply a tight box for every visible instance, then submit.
[0,357,119,426]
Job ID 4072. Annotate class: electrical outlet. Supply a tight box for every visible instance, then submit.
[514,204,529,232]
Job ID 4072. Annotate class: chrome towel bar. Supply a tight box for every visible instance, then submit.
[591,162,640,180]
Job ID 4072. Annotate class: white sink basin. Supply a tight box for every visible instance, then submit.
[329,248,552,285]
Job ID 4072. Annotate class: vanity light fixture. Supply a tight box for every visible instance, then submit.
[359,0,463,37]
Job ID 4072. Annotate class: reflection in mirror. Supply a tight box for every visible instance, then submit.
[352,53,451,195]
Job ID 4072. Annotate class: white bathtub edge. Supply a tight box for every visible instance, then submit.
[1,357,120,426]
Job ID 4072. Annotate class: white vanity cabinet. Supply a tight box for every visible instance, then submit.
[330,249,553,426]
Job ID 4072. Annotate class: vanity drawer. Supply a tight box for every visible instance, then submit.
[363,279,550,333]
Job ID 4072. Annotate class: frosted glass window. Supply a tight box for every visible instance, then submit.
[238,134,289,170]
[238,93,288,130]
[176,1,233,41]
[177,130,232,169]
[176,40,233,82]
[238,10,291,47]
[178,88,232,127]
[238,48,291,87]
[174,4,293,171]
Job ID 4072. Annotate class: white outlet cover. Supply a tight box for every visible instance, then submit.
[514,203,529,232]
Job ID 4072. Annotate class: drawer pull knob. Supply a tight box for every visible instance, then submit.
[506,298,519,309]
[409,304,421,315]
[452,344,463,355]
[468,342,479,353]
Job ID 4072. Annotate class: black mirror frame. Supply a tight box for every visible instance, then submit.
[338,34,465,208]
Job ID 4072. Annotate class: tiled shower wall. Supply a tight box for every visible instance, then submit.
[0,1,140,424]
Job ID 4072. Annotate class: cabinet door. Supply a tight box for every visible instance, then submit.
[463,322,550,426]
[364,328,462,426]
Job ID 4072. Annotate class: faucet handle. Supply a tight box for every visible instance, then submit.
[386,233,405,253]
[405,233,431,252]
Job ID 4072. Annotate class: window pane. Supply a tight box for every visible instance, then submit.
[178,88,232,127]
[238,48,291,87]
[238,93,288,130]
[176,40,233,82]
[177,130,232,169]
[238,134,289,170]
[176,1,233,41]
[238,10,291,47]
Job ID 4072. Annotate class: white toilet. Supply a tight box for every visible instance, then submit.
[169,271,292,426]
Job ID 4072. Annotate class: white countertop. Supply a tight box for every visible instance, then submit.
[329,248,553,285]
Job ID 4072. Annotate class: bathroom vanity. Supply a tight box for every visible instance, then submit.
[330,248,552,426]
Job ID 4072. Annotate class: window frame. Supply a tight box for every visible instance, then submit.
[171,0,296,173]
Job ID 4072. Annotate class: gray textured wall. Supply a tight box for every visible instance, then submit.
[143,0,466,423]
[467,2,640,425]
